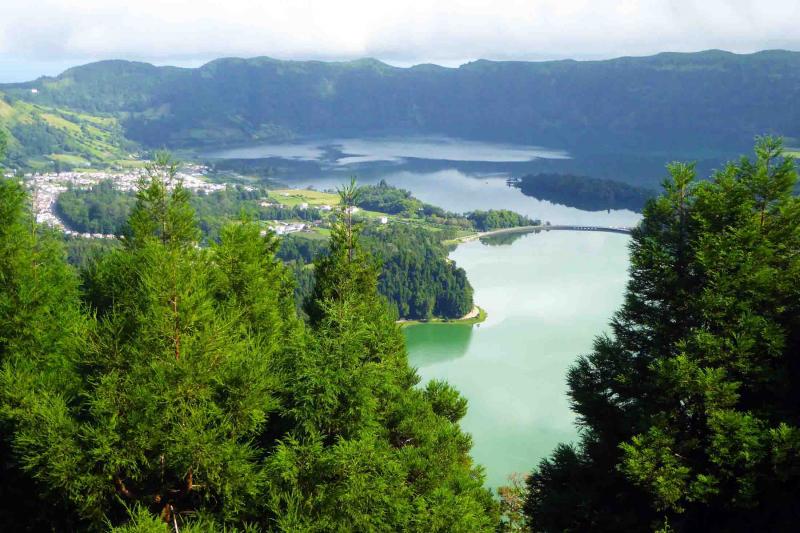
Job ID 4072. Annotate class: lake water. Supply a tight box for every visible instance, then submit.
[404,231,630,487]
[207,136,639,488]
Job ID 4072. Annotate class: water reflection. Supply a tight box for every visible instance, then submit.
[204,136,569,165]
[479,231,535,247]
[403,231,631,487]
[404,323,474,368]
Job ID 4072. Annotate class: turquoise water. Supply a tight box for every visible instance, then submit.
[404,230,631,487]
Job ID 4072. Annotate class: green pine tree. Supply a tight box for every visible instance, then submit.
[0,178,87,530]
[2,156,295,529]
[266,180,497,531]
[525,138,800,532]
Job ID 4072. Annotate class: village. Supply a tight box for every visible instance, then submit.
[10,165,387,240]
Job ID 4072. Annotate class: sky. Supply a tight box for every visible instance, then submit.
[1,0,799,82]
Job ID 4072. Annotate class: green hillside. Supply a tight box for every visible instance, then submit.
[3,50,800,157]
[0,91,134,170]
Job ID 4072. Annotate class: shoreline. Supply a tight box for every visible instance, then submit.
[398,306,487,327]
[398,226,544,328]
[445,225,542,246]
[398,228,542,328]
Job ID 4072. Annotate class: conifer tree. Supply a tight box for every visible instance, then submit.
[526,138,800,532]
[3,155,293,529]
[0,178,86,530]
[267,180,497,531]
[1,161,497,530]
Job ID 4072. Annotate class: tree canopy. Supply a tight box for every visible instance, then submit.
[0,161,496,531]
[524,137,800,532]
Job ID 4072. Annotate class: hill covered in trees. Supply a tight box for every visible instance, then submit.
[279,226,474,321]
[523,138,800,532]
[0,153,498,531]
[3,50,800,159]
[0,91,132,169]
[509,173,654,212]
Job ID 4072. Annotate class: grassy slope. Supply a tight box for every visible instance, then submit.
[0,91,134,169]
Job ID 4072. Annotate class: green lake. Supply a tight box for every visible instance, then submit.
[404,230,631,488]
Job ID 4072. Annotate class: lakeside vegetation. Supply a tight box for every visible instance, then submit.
[278,225,475,321]
[398,305,487,327]
[521,138,800,532]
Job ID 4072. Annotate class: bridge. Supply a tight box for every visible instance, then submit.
[453,224,635,245]
[537,224,633,235]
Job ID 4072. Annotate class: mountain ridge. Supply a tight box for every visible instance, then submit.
[2,49,800,166]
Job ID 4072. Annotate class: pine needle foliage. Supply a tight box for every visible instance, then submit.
[525,138,800,532]
[0,165,497,530]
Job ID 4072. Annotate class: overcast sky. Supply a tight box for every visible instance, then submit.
[1,0,799,82]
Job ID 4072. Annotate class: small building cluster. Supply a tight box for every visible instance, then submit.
[23,166,250,233]
[262,222,307,236]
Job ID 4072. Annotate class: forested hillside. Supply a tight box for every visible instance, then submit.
[0,152,497,531]
[510,173,654,212]
[280,226,474,320]
[524,138,800,532]
[3,51,800,156]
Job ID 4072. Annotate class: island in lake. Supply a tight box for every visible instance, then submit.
[509,173,654,212]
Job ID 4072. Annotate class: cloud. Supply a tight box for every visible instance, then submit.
[1,0,799,68]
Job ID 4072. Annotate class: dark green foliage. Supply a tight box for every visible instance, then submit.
[53,180,319,243]
[64,235,122,269]
[466,209,536,231]
[0,155,496,530]
[269,193,497,531]
[510,173,654,212]
[0,179,87,530]
[280,224,474,320]
[356,180,475,230]
[192,187,320,243]
[50,179,475,320]
[366,224,473,319]
[357,179,423,214]
[2,155,292,529]
[525,138,800,532]
[56,180,137,233]
[357,181,537,233]
[277,233,328,264]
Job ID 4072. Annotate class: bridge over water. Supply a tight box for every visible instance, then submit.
[538,225,633,235]
[454,224,635,245]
